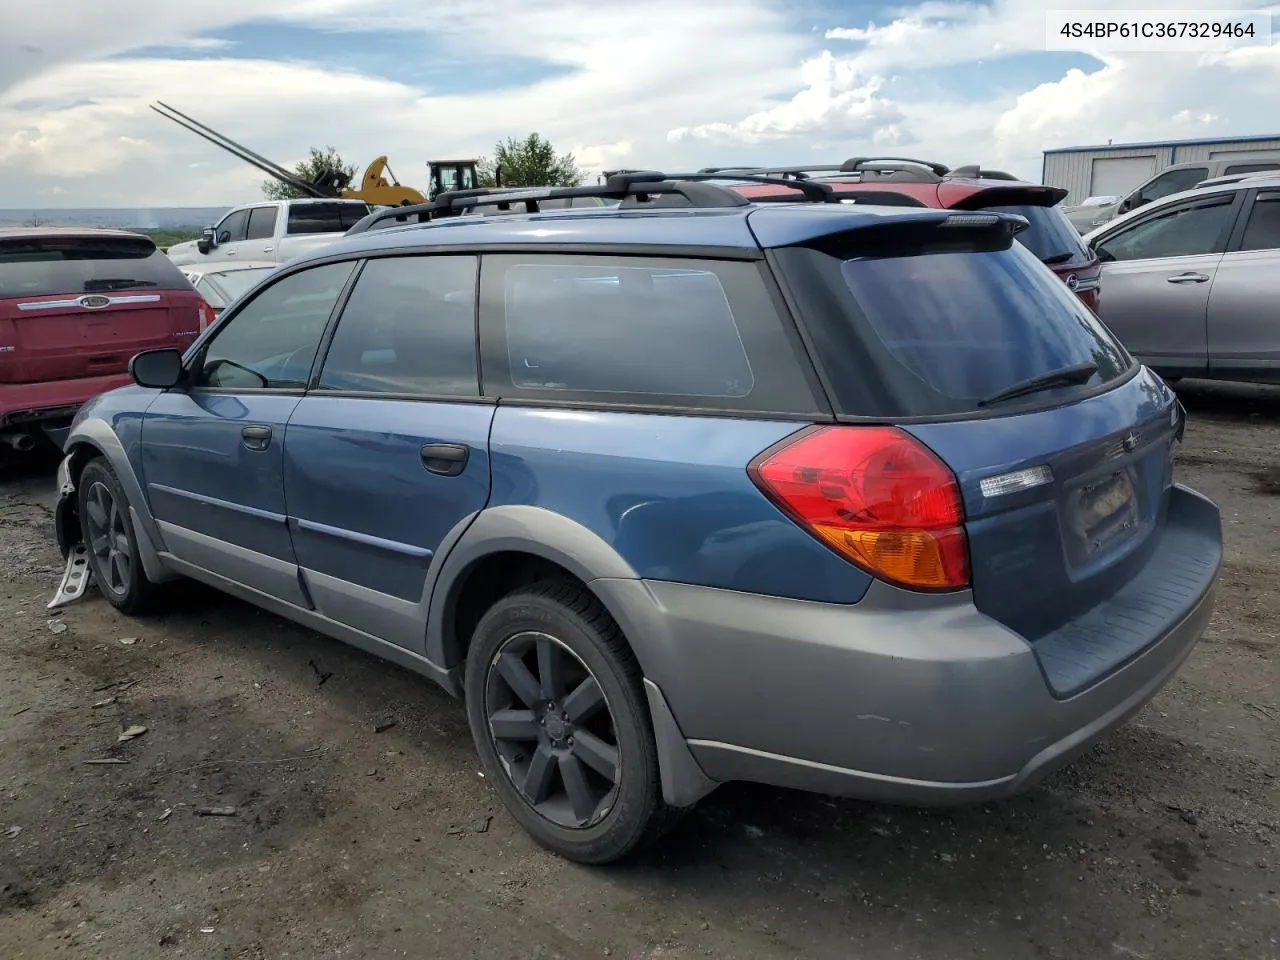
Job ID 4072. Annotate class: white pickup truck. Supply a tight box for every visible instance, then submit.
[167,198,373,267]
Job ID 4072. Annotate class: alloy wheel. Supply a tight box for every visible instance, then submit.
[84,481,132,596]
[484,631,621,828]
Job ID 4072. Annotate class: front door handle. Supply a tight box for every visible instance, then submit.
[420,443,469,477]
[1166,272,1209,284]
[241,424,272,451]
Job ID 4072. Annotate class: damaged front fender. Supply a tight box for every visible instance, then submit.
[53,454,80,559]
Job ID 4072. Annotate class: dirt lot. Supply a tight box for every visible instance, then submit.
[1,381,1277,960]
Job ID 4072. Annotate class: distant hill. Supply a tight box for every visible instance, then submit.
[0,207,228,230]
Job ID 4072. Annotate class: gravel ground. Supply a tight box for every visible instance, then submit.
[1,380,1277,960]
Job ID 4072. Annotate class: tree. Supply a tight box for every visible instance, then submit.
[261,146,358,200]
[476,133,584,189]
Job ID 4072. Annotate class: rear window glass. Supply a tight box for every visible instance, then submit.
[0,236,191,298]
[776,238,1132,418]
[286,203,373,234]
[502,263,755,397]
[981,204,1090,263]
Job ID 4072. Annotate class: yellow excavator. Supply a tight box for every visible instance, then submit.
[150,101,480,206]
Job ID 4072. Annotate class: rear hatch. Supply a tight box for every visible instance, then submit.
[770,215,1194,666]
[0,233,202,383]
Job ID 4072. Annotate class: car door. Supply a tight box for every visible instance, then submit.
[1092,190,1243,377]
[282,254,493,651]
[140,260,357,604]
[241,206,280,260]
[1206,188,1280,381]
[211,208,250,258]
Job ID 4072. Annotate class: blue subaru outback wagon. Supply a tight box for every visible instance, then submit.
[51,173,1222,864]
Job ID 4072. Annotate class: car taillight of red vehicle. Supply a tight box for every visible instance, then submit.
[197,300,216,331]
[748,425,970,592]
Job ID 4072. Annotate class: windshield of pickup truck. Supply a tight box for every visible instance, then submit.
[0,235,190,298]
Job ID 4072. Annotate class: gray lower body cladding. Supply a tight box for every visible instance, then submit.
[596,486,1221,805]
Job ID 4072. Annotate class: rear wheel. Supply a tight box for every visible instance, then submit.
[464,579,678,864]
[77,457,162,615]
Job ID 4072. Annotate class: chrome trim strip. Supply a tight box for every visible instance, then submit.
[17,294,163,312]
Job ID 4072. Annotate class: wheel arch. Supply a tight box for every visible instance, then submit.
[426,504,717,808]
[425,504,643,675]
[58,419,173,582]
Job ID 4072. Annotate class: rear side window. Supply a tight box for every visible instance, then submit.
[478,254,825,415]
[287,203,373,235]
[980,204,1090,263]
[318,255,479,397]
[1239,191,1280,251]
[774,231,1132,418]
[246,207,278,241]
[0,235,193,298]
[505,263,752,397]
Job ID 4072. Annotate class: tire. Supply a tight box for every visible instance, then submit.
[464,579,681,864]
[77,457,163,615]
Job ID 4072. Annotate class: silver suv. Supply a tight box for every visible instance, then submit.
[1065,156,1280,232]
[1082,173,1280,384]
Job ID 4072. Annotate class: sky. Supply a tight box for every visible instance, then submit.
[1,0,1278,207]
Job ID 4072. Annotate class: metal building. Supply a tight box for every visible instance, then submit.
[1042,133,1280,205]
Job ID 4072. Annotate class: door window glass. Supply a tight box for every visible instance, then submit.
[1095,198,1235,262]
[1138,167,1208,203]
[318,255,480,396]
[245,207,279,241]
[194,261,355,390]
[216,209,250,245]
[1239,193,1280,252]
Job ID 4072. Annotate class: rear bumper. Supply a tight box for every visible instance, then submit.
[605,484,1221,805]
[0,374,131,430]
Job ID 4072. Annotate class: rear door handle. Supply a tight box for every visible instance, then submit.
[1167,272,1209,284]
[420,443,469,477]
[241,424,272,451]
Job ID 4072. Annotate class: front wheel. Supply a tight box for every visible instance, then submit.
[464,580,678,864]
[76,457,163,615]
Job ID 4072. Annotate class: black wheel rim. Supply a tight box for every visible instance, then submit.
[84,481,131,596]
[484,631,620,829]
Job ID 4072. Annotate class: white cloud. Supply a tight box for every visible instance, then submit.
[668,54,903,145]
[679,0,1279,182]
[0,0,1276,207]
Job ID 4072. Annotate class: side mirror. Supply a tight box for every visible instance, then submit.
[196,227,216,255]
[129,348,185,390]
[1118,195,1137,214]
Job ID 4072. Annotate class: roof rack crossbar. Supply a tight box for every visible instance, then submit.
[840,156,951,178]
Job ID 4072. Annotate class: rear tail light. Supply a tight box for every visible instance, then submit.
[197,300,215,331]
[748,425,969,591]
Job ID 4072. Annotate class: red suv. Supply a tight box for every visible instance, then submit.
[713,158,1101,311]
[0,228,212,453]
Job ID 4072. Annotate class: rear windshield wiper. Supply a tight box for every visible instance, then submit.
[1040,252,1076,265]
[977,361,1098,408]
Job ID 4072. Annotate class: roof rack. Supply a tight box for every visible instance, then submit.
[344,170,846,235]
[698,157,951,184]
